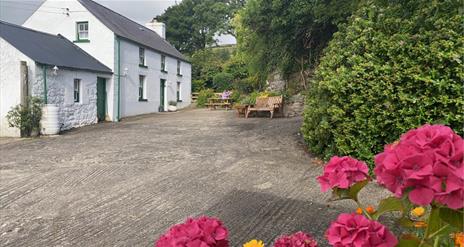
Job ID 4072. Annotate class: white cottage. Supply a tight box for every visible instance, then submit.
[0,21,112,137]
[24,0,192,122]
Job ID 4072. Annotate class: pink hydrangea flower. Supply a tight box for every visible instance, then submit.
[273,231,318,247]
[155,216,229,247]
[374,124,464,209]
[325,213,397,247]
[317,156,369,192]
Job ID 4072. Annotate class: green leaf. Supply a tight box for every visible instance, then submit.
[397,234,421,247]
[425,206,444,239]
[439,208,463,230]
[398,217,415,228]
[372,196,404,220]
[347,179,369,201]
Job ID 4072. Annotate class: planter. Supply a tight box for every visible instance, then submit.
[41,104,60,135]
[167,105,177,112]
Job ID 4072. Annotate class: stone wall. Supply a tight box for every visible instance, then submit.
[33,65,98,131]
[266,72,306,118]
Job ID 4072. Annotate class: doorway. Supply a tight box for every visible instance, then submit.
[96,77,106,121]
[159,79,166,112]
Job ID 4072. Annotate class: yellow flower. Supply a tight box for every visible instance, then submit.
[413,221,428,228]
[454,232,464,247]
[411,207,425,217]
[244,239,264,247]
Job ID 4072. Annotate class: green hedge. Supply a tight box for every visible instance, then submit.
[196,89,215,107]
[302,0,464,168]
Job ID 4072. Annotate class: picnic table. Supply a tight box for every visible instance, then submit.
[206,97,231,110]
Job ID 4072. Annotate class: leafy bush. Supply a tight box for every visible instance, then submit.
[192,79,206,92]
[230,91,241,103]
[196,89,215,107]
[6,96,43,137]
[213,72,234,91]
[302,0,464,167]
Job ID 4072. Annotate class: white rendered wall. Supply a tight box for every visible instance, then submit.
[0,38,36,137]
[118,39,191,117]
[24,0,116,121]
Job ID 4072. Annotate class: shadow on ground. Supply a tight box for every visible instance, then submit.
[204,190,344,246]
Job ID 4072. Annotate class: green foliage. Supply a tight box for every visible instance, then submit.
[235,0,357,85]
[302,0,464,166]
[6,96,43,137]
[213,72,234,91]
[196,89,215,107]
[191,48,231,90]
[192,79,206,92]
[230,91,241,103]
[157,0,245,54]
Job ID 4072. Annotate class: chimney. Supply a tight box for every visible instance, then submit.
[146,18,166,39]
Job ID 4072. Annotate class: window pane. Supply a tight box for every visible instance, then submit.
[74,79,80,102]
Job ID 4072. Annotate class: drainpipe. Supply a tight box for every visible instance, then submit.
[42,65,48,104]
[116,36,121,121]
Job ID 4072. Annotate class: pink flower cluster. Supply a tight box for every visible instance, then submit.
[374,124,464,209]
[155,216,229,247]
[274,232,318,247]
[326,213,397,247]
[317,156,369,192]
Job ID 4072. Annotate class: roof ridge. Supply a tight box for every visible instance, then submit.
[77,0,184,59]
[0,20,63,39]
[56,34,112,72]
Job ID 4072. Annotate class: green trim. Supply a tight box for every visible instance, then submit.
[76,21,89,42]
[139,64,148,68]
[116,36,121,122]
[43,65,48,104]
[73,39,90,43]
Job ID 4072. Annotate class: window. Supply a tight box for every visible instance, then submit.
[139,47,146,67]
[76,22,89,41]
[139,75,147,101]
[177,60,182,75]
[176,81,182,102]
[74,79,81,103]
[161,55,166,72]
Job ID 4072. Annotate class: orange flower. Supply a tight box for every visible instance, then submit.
[366,205,375,214]
[355,208,363,215]
[413,221,427,228]
[455,232,464,247]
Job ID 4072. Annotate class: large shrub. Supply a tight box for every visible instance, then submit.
[196,89,215,107]
[213,72,234,91]
[302,0,464,167]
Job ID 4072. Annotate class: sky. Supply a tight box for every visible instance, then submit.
[0,0,235,44]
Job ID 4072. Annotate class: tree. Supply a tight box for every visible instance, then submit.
[235,0,357,87]
[157,0,245,54]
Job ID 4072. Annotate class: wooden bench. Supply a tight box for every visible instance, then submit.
[245,96,283,119]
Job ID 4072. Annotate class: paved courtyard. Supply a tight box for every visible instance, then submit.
[0,109,385,246]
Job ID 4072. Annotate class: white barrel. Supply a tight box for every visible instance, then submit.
[41,104,60,135]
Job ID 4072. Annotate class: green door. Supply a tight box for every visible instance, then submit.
[159,79,165,112]
[96,77,106,121]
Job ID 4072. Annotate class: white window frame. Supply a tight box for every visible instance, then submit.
[177,60,182,76]
[139,47,145,66]
[76,22,89,41]
[73,79,81,103]
[161,55,167,72]
[139,75,147,101]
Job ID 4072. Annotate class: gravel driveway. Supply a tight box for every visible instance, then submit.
[0,109,386,246]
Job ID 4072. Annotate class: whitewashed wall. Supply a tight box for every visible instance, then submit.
[24,0,116,121]
[33,65,110,131]
[119,38,191,117]
[0,38,36,137]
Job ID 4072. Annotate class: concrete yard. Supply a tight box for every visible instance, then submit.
[0,109,386,246]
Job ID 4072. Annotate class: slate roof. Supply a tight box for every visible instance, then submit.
[78,0,188,62]
[0,21,112,74]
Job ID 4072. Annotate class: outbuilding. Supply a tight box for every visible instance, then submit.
[0,21,112,137]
